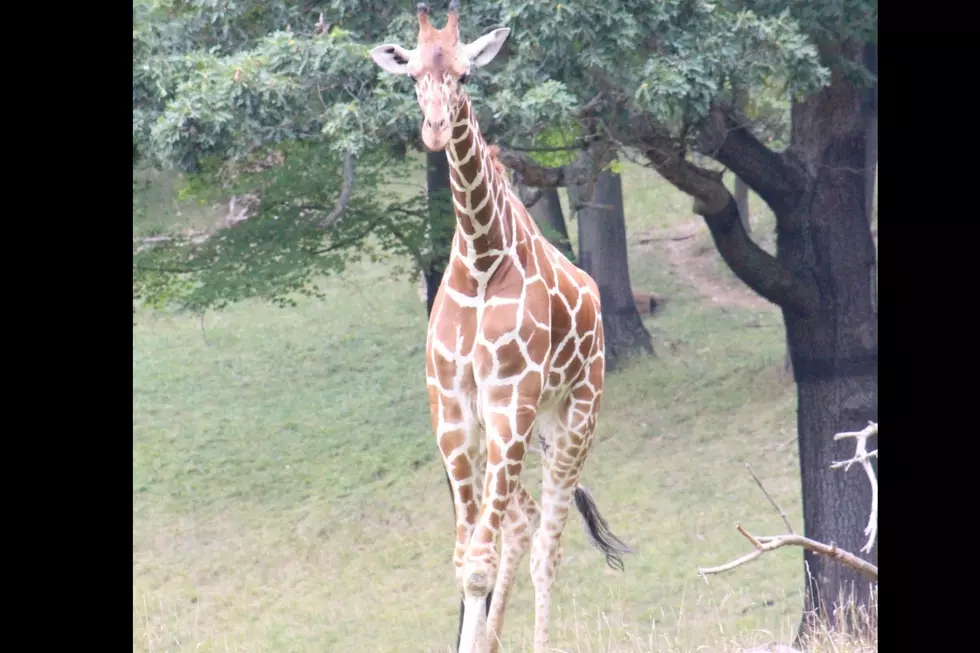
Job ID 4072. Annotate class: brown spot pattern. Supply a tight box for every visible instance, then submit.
[412,27,612,652]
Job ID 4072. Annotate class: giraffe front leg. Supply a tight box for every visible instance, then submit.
[486,483,539,653]
[430,389,485,591]
[438,412,489,653]
[441,428,484,589]
[459,382,540,653]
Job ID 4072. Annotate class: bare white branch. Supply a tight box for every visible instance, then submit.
[698,423,879,582]
[831,421,878,553]
[698,523,878,581]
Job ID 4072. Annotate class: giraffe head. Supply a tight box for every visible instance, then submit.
[370,1,510,151]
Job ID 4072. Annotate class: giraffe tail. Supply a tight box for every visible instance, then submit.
[573,484,632,572]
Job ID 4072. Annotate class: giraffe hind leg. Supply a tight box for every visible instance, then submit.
[527,473,630,653]
[529,392,628,652]
[529,451,579,653]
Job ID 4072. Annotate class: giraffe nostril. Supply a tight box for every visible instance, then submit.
[427,118,448,131]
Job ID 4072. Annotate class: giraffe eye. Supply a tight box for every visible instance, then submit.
[459,72,470,85]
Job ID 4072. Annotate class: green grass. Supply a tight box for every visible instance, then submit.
[133,157,868,652]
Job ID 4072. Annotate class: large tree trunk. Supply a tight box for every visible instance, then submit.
[572,150,654,369]
[636,39,877,643]
[783,46,878,642]
[519,185,575,261]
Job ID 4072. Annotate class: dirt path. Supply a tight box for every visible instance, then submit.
[639,219,775,312]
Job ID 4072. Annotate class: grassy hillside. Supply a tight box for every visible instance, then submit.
[133,159,869,652]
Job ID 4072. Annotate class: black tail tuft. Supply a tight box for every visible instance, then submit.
[573,484,632,572]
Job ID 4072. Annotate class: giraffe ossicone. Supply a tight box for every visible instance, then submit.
[370,5,631,653]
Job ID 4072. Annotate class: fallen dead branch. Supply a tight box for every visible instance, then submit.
[698,523,878,581]
[698,422,878,582]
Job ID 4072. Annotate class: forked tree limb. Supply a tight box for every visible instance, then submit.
[495,148,593,189]
[696,104,805,215]
[831,421,878,553]
[626,119,819,317]
[698,523,878,581]
[698,422,879,582]
[698,524,878,582]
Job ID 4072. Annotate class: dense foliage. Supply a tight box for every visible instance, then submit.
[135,143,427,312]
[133,0,873,311]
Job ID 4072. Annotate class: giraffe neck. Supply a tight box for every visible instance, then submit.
[446,95,513,272]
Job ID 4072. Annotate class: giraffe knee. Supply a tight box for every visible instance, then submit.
[464,569,491,597]
[529,543,551,583]
[463,551,499,597]
[530,532,564,585]
[463,565,494,597]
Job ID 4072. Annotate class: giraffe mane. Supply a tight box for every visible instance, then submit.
[486,144,510,184]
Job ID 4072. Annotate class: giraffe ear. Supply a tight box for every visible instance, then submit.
[463,28,510,68]
[370,44,416,75]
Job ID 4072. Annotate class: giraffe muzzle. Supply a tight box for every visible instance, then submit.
[422,117,452,151]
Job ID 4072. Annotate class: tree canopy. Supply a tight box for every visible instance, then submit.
[134,0,874,314]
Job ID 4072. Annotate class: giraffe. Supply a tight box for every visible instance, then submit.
[370,4,631,653]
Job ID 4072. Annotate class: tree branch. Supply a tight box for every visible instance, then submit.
[313,215,386,255]
[634,122,818,315]
[498,142,588,154]
[319,151,357,229]
[492,93,605,189]
[698,523,878,582]
[745,463,795,534]
[680,184,816,314]
[697,105,805,215]
[517,186,545,209]
[496,148,588,188]
[831,421,878,554]
[698,423,880,583]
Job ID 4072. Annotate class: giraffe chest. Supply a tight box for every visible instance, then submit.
[427,246,597,426]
